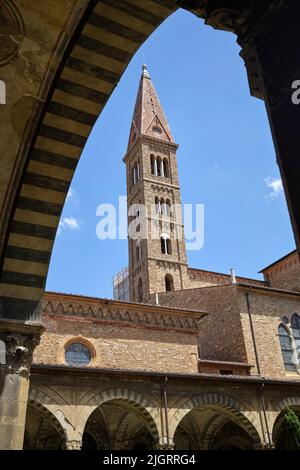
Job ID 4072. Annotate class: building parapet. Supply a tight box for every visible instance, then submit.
[43,292,206,335]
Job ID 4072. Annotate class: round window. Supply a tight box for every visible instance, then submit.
[65,342,91,366]
[153,126,162,134]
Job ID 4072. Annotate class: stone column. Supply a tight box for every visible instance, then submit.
[0,319,44,450]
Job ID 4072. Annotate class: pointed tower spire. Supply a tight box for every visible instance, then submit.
[127,65,174,151]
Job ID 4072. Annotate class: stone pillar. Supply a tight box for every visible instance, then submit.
[0,319,44,450]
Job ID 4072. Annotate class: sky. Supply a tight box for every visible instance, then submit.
[46,9,295,299]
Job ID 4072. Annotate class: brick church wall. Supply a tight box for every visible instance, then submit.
[238,286,300,378]
[33,294,201,374]
[154,285,248,363]
[262,251,300,291]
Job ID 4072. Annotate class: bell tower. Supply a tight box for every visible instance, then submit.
[123,65,188,303]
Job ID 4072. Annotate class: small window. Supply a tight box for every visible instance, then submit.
[166,199,171,216]
[165,274,174,292]
[163,158,169,178]
[161,234,171,255]
[132,167,136,185]
[136,241,142,261]
[157,157,162,176]
[65,342,91,366]
[155,196,160,214]
[153,126,162,134]
[138,279,143,303]
[150,155,156,175]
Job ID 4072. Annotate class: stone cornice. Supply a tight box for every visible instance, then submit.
[43,292,205,334]
[123,135,178,163]
[127,178,180,203]
[236,283,300,300]
[30,363,300,387]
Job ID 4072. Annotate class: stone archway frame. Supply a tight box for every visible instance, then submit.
[270,395,300,440]
[2,1,288,323]
[169,392,262,447]
[29,386,81,444]
[26,397,67,449]
[77,387,161,444]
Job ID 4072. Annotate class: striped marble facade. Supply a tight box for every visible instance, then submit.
[0,0,180,320]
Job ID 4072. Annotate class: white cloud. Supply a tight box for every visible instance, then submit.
[264,177,283,200]
[57,216,80,235]
[66,187,74,201]
[66,187,79,206]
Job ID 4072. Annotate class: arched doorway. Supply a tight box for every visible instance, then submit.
[23,400,65,450]
[83,398,158,450]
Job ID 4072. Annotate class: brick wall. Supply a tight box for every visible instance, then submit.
[153,284,300,380]
[262,251,300,291]
[198,360,252,376]
[187,268,265,289]
[154,285,248,363]
[238,286,300,378]
[33,293,201,374]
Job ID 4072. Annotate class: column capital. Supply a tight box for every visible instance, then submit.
[0,319,44,377]
[255,442,275,450]
[155,437,175,450]
[65,440,82,450]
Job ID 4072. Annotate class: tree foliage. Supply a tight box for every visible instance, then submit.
[284,408,300,449]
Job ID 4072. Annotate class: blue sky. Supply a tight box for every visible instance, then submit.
[46,9,295,298]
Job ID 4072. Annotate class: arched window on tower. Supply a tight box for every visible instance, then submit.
[132,166,136,185]
[161,234,171,255]
[163,158,169,178]
[160,197,165,215]
[165,274,174,292]
[291,313,300,364]
[150,155,156,175]
[138,278,143,303]
[157,157,162,176]
[136,240,142,262]
[166,199,171,216]
[155,196,160,214]
[278,324,296,371]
